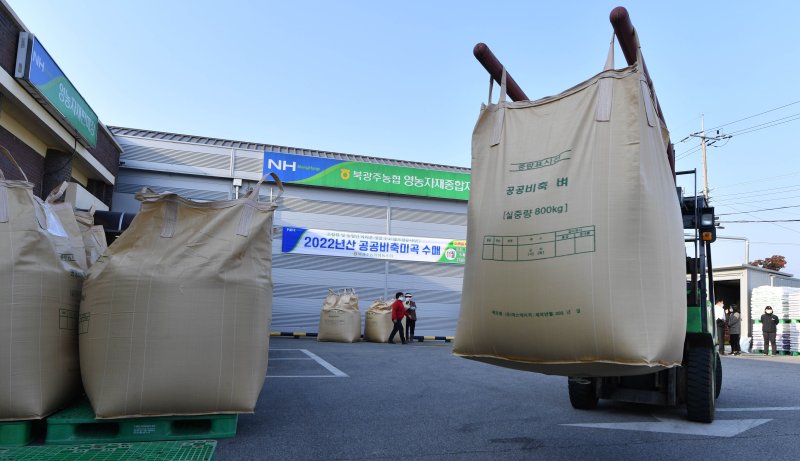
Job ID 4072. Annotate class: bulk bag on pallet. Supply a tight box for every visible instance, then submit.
[80,174,282,418]
[0,148,84,420]
[454,38,686,377]
[318,288,361,342]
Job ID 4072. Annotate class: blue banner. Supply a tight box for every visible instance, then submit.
[263,151,343,182]
[281,227,466,264]
[20,35,98,147]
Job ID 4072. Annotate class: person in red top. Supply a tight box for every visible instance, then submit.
[388,291,407,344]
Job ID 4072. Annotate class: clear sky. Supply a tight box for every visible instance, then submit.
[8,0,800,273]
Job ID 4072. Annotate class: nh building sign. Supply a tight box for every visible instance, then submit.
[263,151,471,200]
[15,32,99,148]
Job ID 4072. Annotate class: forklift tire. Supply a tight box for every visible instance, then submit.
[568,377,598,410]
[686,346,715,423]
[714,351,722,399]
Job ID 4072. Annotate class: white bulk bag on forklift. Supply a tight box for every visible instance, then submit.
[454,40,686,377]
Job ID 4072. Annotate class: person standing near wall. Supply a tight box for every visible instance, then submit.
[714,300,726,355]
[404,293,417,343]
[727,304,741,356]
[388,292,407,344]
[761,306,780,356]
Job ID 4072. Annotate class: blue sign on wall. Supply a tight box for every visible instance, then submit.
[15,33,98,148]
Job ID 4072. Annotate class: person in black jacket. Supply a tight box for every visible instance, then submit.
[761,306,780,355]
[404,293,417,343]
[727,305,741,355]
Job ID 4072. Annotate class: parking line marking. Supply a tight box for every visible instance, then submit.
[717,407,800,412]
[267,348,348,378]
[300,349,348,377]
[267,375,345,378]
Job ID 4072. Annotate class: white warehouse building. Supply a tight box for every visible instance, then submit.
[107,127,800,342]
[108,127,470,337]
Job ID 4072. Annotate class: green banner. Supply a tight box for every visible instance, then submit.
[20,34,98,147]
[263,151,471,200]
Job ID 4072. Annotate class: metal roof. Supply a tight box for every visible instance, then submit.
[108,126,470,173]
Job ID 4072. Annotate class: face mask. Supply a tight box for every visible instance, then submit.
[766,310,773,314]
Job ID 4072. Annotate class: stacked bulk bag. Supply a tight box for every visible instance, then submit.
[0,147,84,420]
[80,174,282,418]
[73,206,108,268]
[45,182,89,272]
[454,36,686,377]
[317,288,361,343]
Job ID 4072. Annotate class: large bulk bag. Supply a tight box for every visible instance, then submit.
[364,298,407,343]
[0,148,83,420]
[454,38,686,377]
[80,175,282,418]
[318,289,361,343]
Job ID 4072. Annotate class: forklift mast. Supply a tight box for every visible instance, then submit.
[677,171,718,345]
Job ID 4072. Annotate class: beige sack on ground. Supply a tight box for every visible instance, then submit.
[318,288,361,343]
[364,299,392,342]
[0,148,83,421]
[80,175,282,418]
[454,36,686,377]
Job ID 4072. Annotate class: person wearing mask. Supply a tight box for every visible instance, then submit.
[727,305,741,356]
[404,293,417,343]
[388,291,407,344]
[761,306,780,355]
[714,300,726,355]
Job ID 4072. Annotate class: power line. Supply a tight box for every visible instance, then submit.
[711,186,800,203]
[713,194,800,207]
[711,171,800,190]
[684,99,800,136]
[725,115,800,137]
[722,204,800,234]
[676,143,702,161]
[711,184,800,198]
[717,204,800,216]
[721,219,800,223]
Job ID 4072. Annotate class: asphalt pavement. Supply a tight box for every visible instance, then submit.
[214,338,800,460]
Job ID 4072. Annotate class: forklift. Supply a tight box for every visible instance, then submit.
[567,172,721,423]
[474,7,722,422]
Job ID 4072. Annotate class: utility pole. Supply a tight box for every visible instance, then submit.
[688,115,731,201]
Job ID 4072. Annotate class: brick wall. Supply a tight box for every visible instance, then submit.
[0,124,45,197]
[0,6,20,76]
[89,128,120,178]
[42,149,73,198]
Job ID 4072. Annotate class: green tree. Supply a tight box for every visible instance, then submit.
[749,255,787,271]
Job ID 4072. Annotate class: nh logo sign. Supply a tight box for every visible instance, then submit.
[267,159,296,172]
